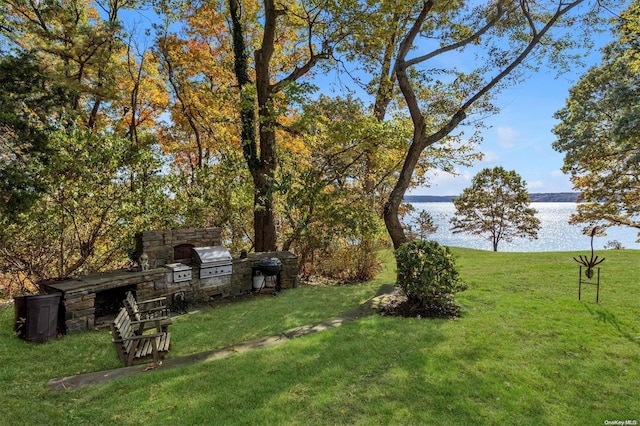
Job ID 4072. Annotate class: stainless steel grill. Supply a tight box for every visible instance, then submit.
[192,246,233,278]
[165,263,192,283]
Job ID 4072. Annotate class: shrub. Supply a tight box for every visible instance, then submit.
[394,240,467,317]
[313,240,381,283]
[604,240,624,250]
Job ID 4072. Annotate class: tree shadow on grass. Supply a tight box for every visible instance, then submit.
[581,303,640,346]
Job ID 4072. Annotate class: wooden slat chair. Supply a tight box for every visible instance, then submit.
[110,307,171,367]
[124,291,172,334]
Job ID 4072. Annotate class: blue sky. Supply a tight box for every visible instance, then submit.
[315,20,616,197]
[123,5,615,197]
[412,68,591,196]
[320,59,598,196]
[410,38,614,196]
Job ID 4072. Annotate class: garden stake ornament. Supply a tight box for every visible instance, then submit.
[573,226,606,278]
[574,226,605,303]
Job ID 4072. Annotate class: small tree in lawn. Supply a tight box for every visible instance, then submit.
[393,240,466,318]
[450,167,541,251]
[416,210,438,240]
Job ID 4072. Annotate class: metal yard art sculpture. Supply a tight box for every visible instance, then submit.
[574,226,606,303]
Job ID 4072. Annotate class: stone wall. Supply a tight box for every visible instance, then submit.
[134,228,222,268]
[43,227,299,334]
[45,269,166,334]
[230,251,299,295]
[43,250,299,334]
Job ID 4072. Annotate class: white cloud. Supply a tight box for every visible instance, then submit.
[496,127,518,148]
[412,168,474,196]
[480,150,500,164]
[526,180,545,191]
[547,169,574,192]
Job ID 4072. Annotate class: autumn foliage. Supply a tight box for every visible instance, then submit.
[0,0,623,294]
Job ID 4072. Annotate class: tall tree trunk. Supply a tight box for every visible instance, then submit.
[383,125,432,249]
[371,22,401,247]
[229,0,277,252]
[230,0,333,252]
[372,18,399,123]
[252,0,279,251]
[252,169,276,251]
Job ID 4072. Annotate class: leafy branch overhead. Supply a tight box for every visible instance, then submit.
[0,0,626,287]
[553,0,640,240]
[377,0,607,248]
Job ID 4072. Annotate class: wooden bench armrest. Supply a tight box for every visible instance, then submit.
[117,332,164,343]
[137,306,168,314]
[130,316,169,326]
[137,296,167,306]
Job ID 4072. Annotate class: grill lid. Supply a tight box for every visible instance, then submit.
[192,246,232,265]
[165,262,192,272]
[258,257,282,276]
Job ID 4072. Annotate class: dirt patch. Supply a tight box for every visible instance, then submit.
[379,293,462,319]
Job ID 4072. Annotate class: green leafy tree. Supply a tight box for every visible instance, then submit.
[450,167,541,251]
[0,53,64,219]
[552,0,640,237]
[398,204,438,241]
[415,210,438,240]
[1,128,169,285]
[1,0,172,290]
[1,0,130,128]
[276,95,402,280]
[344,0,612,249]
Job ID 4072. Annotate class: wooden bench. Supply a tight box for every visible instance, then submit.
[110,307,171,366]
[124,291,172,334]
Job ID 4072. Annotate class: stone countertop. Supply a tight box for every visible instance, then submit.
[41,268,166,295]
[232,251,297,261]
[41,251,298,296]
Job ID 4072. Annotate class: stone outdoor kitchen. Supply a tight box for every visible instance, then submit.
[41,228,298,334]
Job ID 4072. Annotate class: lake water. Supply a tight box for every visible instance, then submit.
[408,202,639,252]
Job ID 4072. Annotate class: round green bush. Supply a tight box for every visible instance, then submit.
[394,240,467,317]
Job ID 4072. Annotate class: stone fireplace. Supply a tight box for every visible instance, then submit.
[42,227,299,334]
[134,228,221,268]
[94,285,137,322]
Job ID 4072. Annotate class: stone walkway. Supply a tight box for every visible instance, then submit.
[48,284,397,391]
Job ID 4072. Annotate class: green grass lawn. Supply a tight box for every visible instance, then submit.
[1,248,638,425]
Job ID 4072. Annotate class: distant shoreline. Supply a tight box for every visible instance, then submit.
[405,193,580,203]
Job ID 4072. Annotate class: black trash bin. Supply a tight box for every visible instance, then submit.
[14,293,62,343]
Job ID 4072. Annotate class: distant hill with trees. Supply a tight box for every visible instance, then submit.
[405,193,580,203]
